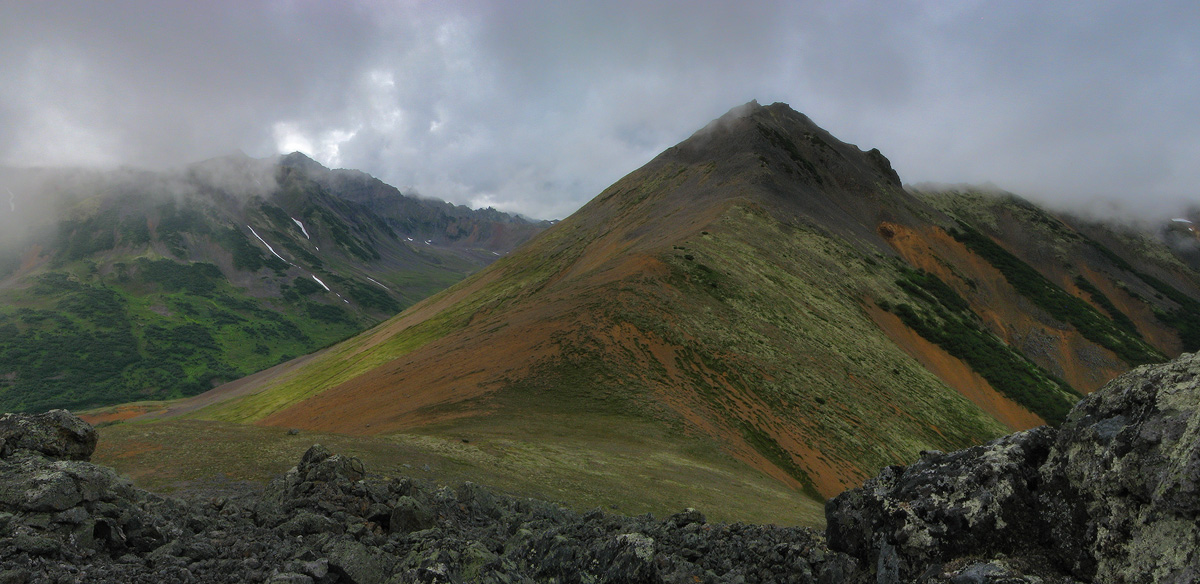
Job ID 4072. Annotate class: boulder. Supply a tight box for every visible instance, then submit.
[1039,353,1200,582]
[825,427,1055,581]
[390,496,434,534]
[0,410,97,461]
[826,351,1200,583]
[0,452,134,513]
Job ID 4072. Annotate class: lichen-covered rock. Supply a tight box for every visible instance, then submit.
[0,451,135,513]
[390,496,434,534]
[0,410,97,461]
[1039,353,1200,582]
[827,351,1200,583]
[596,532,661,584]
[825,427,1056,581]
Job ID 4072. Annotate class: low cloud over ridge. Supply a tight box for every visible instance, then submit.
[1,2,1198,221]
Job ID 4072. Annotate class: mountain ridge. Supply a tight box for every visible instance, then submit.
[85,101,1200,525]
[185,103,1015,498]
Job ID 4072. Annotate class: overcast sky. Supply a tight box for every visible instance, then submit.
[1,1,1197,220]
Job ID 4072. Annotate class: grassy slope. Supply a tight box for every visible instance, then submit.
[641,205,1007,489]
[93,412,825,527]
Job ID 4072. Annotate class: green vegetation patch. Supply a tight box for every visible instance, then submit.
[302,206,379,262]
[136,258,224,296]
[344,280,402,314]
[1086,239,1200,351]
[156,199,211,258]
[736,421,822,500]
[950,224,1163,367]
[884,267,1079,425]
[57,209,120,261]
[0,263,362,412]
[216,227,287,272]
[1072,275,1140,336]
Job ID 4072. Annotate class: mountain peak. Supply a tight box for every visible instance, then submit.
[588,101,915,254]
[676,101,902,190]
[279,151,327,173]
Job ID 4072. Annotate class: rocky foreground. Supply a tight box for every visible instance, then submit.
[2,354,1200,583]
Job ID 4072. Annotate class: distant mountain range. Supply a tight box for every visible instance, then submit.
[0,153,548,412]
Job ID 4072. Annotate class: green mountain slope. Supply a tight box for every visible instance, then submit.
[0,155,546,411]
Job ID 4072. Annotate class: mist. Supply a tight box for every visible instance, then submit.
[0,154,279,257]
[1,2,1198,223]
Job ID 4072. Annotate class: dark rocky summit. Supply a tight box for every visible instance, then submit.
[2,351,1199,583]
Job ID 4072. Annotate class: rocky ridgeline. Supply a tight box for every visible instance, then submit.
[2,352,1199,583]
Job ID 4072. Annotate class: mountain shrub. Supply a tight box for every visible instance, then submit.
[888,269,1077,425]
[949,224,1162,366]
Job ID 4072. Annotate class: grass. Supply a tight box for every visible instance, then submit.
[93,413,826,527]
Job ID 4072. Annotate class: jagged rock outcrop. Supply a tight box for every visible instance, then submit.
[825,427,1058,580]
[1038,354,1200,582]
[827,352,1200,583]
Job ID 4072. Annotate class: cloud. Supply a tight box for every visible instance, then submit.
[0,1,1197,221]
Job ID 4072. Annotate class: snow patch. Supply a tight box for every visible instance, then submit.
[292,218,310,239]
[312,275,349,303]
[247,225,293,265]
[1172,218,1193,224]
[365,276,391,291]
